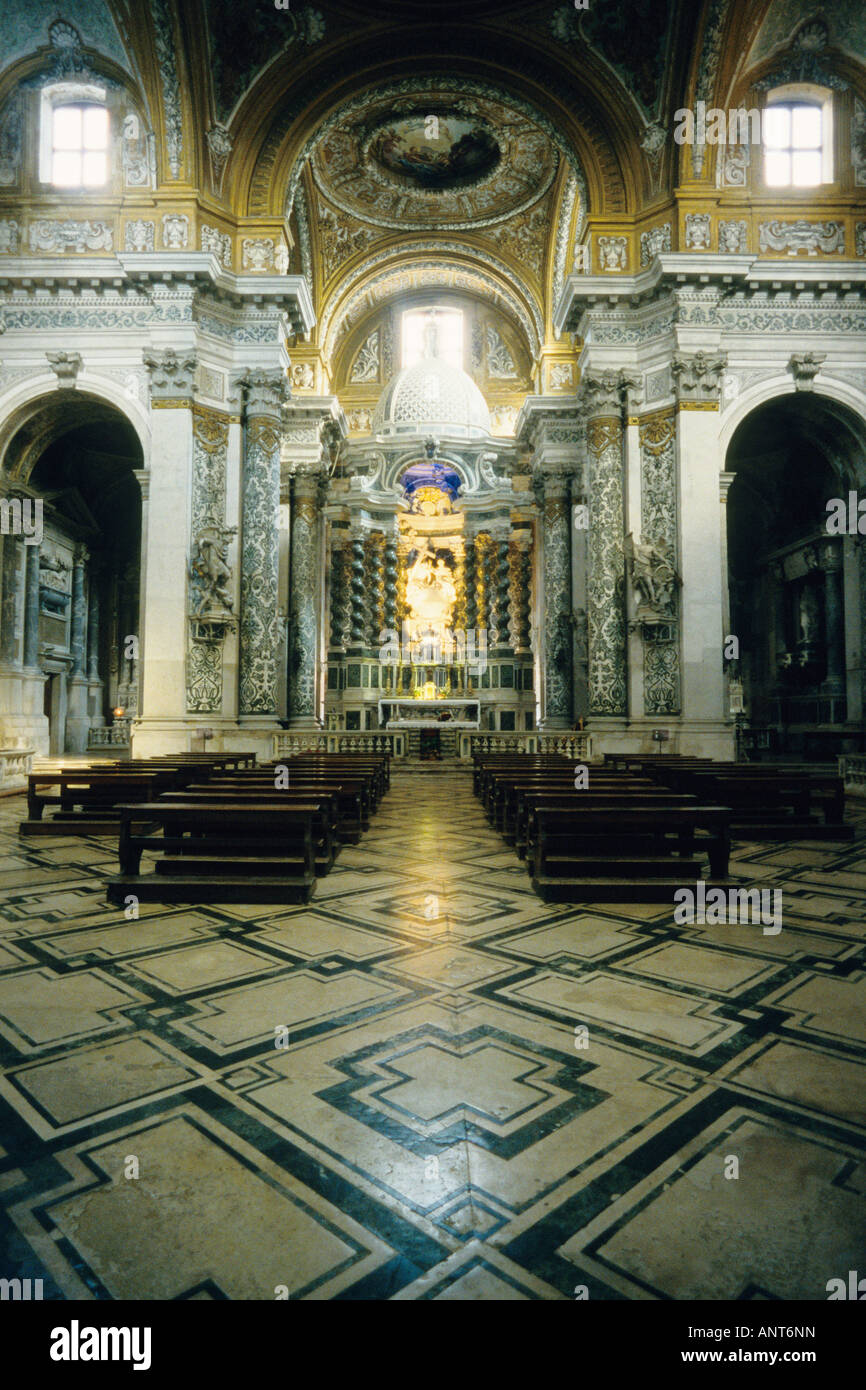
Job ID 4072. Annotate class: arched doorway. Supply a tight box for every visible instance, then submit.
[725,393,866,759]
[0,397,143,755]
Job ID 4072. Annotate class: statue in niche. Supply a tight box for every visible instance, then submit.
[797,584,821,667]
[625,533,680,619]
[190,525,236,617]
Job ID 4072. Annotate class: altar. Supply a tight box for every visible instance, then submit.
[379,698,480,729]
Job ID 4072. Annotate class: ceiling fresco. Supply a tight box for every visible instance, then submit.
[311,89,557,231]
[202,0,326,123]
[548,0,674,116]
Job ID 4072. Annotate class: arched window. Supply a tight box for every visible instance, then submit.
[762,84,833,187]
[401,306,464,371]
[39,83,109,187]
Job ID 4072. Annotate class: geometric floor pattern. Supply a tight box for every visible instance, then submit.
[1,769,864,1300]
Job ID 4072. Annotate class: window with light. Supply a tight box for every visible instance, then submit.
[401,307,464,371]
[50,103,109,187]
[762,88,832,187]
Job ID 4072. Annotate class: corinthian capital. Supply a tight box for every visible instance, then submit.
[236,368,289,418]
[580,369,639,417]
[143,348,197,403]
[671,351,727,405]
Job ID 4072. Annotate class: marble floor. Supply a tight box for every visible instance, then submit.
[0,768,864,1300]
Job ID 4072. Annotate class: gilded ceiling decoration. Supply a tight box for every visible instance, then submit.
[203,0,326,124]
[311,89,557,232]
[549,0,674,116]
[481,195,553,282]
[320,243,544,364]
[315,195,384,280]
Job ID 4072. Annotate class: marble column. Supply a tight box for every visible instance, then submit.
[672,352,728,748]
[510,532,532,654]
[820,542,845,694]
[348,526,367,649]
[539,470,573,728]
[383,532,398,639]
[0,533,22,666]
[135,347,196,755]
[328,535,348,651]
[287,469,321,726]
[23,541,41,670]
[87,570,100,682]
[238,370,285,717]
[65,546,90,752]
[366,531,385,647]
[494,530,512,652]
[464,533,477,636]
[582,374,629,719]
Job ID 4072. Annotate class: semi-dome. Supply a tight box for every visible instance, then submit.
[372,355,491,440]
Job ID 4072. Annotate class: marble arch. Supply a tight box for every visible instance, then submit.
[719,377,866,463]
[322,250,544,368]
[0,382,150,483]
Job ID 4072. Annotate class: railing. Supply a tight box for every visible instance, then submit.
[274,731,406,759]
[839,755,866,796]
[0,747,34,791]
[87,723,132,749]
[459,731,593,760]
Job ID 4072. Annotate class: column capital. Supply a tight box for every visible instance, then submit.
[818,538,843,572]
[671,350,727,406]
[578,368,641,418]
[144,348,197,405]
[719,470,736,502]
[46,351,82,390]
[133,468,151,502]
[787,352,826,392]
[535,466,572,502]
[236,368,289,419]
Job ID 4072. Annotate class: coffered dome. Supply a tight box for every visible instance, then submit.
[372,356,491,440]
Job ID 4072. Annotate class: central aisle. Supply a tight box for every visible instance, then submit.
[0,774,863,1299]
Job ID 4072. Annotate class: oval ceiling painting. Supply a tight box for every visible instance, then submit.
[312,86,557,231]
[369,114,500,190]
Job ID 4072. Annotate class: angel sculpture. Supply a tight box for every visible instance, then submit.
[624,534,680,618]
[190,526,235,616]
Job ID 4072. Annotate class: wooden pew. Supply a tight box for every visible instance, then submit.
[161,782,356,853]
[21,767,194,835]
[106,800,323,903]
[529,803,732,901]
[645,763,850,839]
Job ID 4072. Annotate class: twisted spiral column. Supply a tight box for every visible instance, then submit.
[328,539,347,650]
[463,535,477,636]
[366,531,385,646]
[384,534,398,629]
[349,529,367,647]
[496,535,512,649]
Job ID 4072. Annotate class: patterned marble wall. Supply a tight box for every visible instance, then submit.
[639,412,681,714]
[288,473,320,721]
[541,473,573,724]
[186,407,229,712]
[239,406,281,715]
[587,419,628,715]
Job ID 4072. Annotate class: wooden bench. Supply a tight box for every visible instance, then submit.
[162,782,358,851]
[529,803,732,901]
[646,764,850,839]
[21,768,191,835]
[201,772,376,830]
[106,800,324,904]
